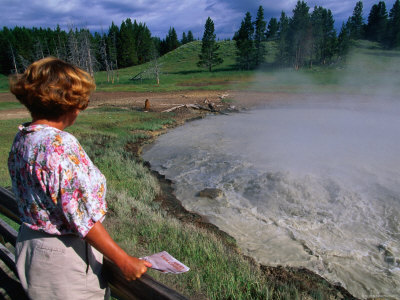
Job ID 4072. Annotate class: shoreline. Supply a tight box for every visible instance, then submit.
[133,105,357,299]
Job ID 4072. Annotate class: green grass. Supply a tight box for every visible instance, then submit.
[93,40,258,92]
[0,74,10,92]
[0,101,23,110]
[0,213,20,231]
[0,118,30,187]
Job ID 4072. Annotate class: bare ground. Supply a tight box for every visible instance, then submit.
[0,89,327,120]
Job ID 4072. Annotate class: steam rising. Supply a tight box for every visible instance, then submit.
[143,46,400,298]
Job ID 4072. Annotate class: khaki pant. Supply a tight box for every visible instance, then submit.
[15,224,109,300]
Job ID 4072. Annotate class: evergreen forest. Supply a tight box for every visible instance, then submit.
[0,0,399,76]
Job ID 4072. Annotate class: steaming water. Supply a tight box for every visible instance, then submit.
[142,98,400,299]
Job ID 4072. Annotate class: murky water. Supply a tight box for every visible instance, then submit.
[142,98,400,299]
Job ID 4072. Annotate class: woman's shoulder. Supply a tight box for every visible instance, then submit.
[57,130,80,146]
[24,125,82,155]
[40,127,80,149]
[49,130,84,157]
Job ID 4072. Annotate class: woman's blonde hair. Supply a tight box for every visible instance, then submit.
[9,57,95,119]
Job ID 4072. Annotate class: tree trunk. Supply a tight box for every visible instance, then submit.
[10,45,18,75]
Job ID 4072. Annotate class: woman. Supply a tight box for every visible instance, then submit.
[8,57,151,299]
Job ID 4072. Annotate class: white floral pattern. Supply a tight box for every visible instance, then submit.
[8,123,107,237]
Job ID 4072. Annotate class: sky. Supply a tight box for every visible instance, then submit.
[0,0,397,39]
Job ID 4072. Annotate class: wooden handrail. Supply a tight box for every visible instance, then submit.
[0,187,20,224]
[0,217,18,277]
[0,187,188,300]
[104,259,188,300]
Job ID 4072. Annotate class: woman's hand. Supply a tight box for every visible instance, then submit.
[85,221,152,280]
[117,255,152,281]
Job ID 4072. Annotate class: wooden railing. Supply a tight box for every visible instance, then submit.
[0,187,188,300]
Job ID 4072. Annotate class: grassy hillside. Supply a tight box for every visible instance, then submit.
[1,40,399,95]
[93,39,400,95]
[0,40,276,93]
[94,40,258,92]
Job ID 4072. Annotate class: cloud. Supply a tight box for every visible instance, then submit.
[0,0,397,39]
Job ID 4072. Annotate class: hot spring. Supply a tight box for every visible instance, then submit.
[142,96,400,299]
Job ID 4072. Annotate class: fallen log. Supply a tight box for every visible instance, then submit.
[161,105,186,112]
[162,104,214,113]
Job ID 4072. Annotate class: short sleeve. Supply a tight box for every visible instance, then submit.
[58,134,107,238]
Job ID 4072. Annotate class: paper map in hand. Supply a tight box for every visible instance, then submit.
[141,251,190,274]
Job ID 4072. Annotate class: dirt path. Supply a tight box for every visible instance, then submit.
[0,90,236,120]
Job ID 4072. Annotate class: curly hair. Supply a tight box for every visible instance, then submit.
[9,57,95,120]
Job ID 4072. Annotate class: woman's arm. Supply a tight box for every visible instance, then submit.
[85,221,152,280]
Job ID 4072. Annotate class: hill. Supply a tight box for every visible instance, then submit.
[94,40,261,92]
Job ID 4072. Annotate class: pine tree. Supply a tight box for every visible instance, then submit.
[277,11,290,65]
[133,21,152,64]
[311,6,337,64]
[54,25,68,61]
[0,27,19,74]
[107,22,119,83]
[181,32,188,44]
[338,22,351,58]
[197,17,223,71]
[187,30,194,42]
[166,27,180,51]
[13,26,34,67]
[387,0,400,48]
[322,9,337,63]
[348,1,364,39]
[266,18,279,41]
[234,12,255,70]
[254,6,267,66]
[118,18,137,67]
[288,1,312,69]
[366,1,388,43]
[0,30,10,74]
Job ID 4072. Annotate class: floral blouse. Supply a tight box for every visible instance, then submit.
[8,123,107,238]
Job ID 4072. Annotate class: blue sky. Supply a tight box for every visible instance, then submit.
[0,0,396,39]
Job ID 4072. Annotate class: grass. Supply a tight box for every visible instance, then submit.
[0,107,339,299]
[91,39,399,96]
[0,101,23,110]
[0,118,30,187]
[92,40,258,92]
[0,74,10,92]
